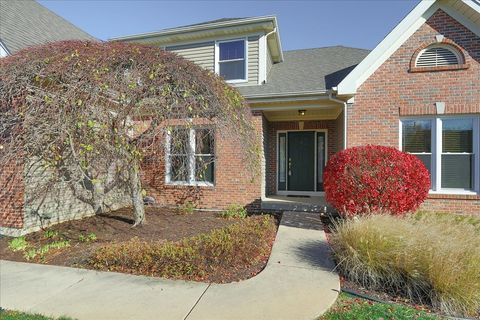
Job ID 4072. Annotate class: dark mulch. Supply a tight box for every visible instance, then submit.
[0,207,279,282]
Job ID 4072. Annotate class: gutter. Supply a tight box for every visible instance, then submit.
[244,90,328,100]
[328,90,348,150]
[110,15,278,41]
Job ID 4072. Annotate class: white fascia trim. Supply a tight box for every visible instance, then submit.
[109,16,277,41]
[244,90,328,100]
[0,40,10,57]
[272,16,284,62]
[463,0,480,14]
[337,0,438,95]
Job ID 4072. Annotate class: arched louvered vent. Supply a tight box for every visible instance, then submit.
[415,45,462,67]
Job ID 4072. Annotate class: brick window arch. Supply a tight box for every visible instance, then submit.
[410,40,468,72]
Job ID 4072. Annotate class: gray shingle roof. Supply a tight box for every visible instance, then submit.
[238,46,370,97]
[0,0,95,54]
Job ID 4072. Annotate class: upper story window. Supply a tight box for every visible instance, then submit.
[216,39,247,82]
[415,44,463,68]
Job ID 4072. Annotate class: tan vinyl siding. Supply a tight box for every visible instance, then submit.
[166,41,215,71]
[247,36,259,85]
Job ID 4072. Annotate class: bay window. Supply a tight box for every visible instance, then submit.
[166,127,215,185]
[401,116,480,194]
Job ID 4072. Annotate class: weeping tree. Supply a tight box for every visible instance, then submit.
[0,41,259,226]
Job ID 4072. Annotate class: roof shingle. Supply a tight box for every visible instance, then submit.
[238,46,370,97]
[0,0,95,54]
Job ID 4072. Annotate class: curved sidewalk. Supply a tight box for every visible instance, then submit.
[0,211,339,320]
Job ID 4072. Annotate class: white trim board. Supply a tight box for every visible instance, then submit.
[337,0,480,96]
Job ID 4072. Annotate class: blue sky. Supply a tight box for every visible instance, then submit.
[39,0,420,51]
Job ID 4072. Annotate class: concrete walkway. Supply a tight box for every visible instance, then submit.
[0,211,339,320]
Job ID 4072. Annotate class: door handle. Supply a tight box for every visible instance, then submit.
[288,158,292,176]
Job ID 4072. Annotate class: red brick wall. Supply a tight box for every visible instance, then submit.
[0,159,25,228]
[348,9,480,214]
[265,119,342,196]
[141,112,265,210]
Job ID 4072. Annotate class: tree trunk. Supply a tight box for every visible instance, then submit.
[129,163,145,226]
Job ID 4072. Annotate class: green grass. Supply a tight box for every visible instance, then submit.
[320,293,442,320]
[0,310,74,320]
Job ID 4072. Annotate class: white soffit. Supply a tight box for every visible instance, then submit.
[337,0,480,96]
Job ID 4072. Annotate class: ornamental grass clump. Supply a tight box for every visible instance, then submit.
[89,215,276,282]
[330,213,480,317]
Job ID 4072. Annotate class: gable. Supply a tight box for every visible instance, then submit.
[337,0,480,96]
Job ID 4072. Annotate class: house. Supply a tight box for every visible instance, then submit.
[1,0,479,236]
[112,0,480,215]
[0,0,95,57]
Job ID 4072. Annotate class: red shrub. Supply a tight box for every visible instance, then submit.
[324,146,430,216]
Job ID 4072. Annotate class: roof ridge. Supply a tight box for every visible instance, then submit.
[284,45,371,53]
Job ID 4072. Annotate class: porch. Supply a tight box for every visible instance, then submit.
[251,93,346,213]
[261,195,334,213]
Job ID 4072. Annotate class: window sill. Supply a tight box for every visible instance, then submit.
[428,190,480,200]
[165,181,214,188]
[409,64,469,73]
[226,79,248,84]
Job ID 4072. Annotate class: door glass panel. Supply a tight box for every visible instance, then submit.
[278,133,287,191]
[317,132,326,191]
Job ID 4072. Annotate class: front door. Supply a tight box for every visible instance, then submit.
[278,131,327,193]
[288,131,315,191]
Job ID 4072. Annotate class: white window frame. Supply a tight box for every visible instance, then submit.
[165,127,215,187]
[400,115,480,195]
[214,37,248,84]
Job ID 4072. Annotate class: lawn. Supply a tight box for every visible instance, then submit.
[0,310,74,320]
[0,207,278,283]
[320,293,442,320]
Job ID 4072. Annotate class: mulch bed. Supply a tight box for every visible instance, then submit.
[0,207,279,283]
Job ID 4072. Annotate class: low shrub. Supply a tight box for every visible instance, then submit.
[178,201,195,215]
[43,230,59,239]
[24,240,71,261]
[219,204,247,219]
[89,215,277,281]
[324,146,430,216]
[78,232,97,242]
[330,213,480,317]
[8,237,28,252]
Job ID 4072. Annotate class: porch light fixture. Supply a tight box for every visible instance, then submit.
[298,110,306,116]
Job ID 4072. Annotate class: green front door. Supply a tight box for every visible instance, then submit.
[287,131,315,191]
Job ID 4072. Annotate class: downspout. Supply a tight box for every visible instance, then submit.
[328,90,348,150]
[265,27,277,39]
